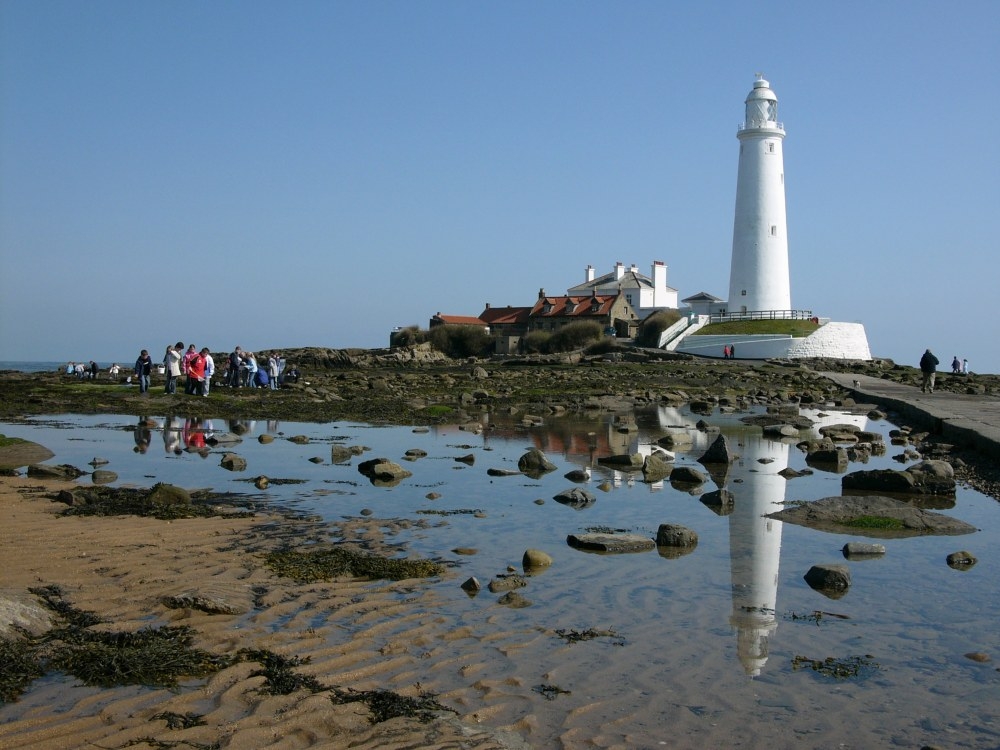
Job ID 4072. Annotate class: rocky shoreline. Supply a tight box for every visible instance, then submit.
[4,345,1000,501]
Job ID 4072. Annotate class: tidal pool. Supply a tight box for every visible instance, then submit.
[2,405,999,748]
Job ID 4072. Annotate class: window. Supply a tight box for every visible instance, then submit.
[767,142,775,153]
[741,290,747,296]
[770,225,777,236]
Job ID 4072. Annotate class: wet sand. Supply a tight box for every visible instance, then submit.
[0,475,519,749]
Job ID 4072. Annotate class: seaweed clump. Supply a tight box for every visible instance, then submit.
[237,649,453,724]
[57,484,257,521]
[330,685,453,724]
[0,585,235,700]
[0,635,45,702]
[791,654,881,679]
[263,546,444,583]
[554,627,626,646]
[238,649,327,695]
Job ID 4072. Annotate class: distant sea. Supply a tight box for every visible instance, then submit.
[0,361,125,373]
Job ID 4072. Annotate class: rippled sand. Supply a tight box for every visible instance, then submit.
[0,476,519,749]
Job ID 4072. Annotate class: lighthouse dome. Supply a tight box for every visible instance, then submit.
[743,75,779,128]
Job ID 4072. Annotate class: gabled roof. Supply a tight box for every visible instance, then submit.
[568,270,678,296]
[479,306,532,325]
[431,313,488,327]
[530,294,618,318]
[681,291,724,303]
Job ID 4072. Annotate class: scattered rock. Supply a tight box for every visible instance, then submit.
[566,533,655,553]
[220,453,247,472]
[522,549,553,570]
[804,564,851,598]
[698,434,735,465]
[91,469,118,485]
[0,590,54,638]
[488,574,527,593]
[700,489,735,516]
[842,542,886,558]
[669,466,706,487]
[497,591,532,608]
[946,550,977,570]
[517,448,557,478]
[655,524,698,549]
[460,577,482,593]
[148,483,191,505]
[357,457,412,486]
[553,487,596,510]
[162,584,253,615]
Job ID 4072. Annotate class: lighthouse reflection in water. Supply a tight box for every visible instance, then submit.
[640,406,870,677]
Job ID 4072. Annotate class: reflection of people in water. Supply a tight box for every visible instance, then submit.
[163,415,184,454]
[184,417,210,456]
[133,417,152,453]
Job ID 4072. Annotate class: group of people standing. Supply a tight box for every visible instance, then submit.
[132,343,296,395]
[222,347,288,390]
[132,342,215,395]
[951,356,970,375]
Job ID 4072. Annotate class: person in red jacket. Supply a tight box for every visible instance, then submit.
[187,348,206,396]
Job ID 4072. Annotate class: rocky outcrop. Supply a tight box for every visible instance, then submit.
[842,462,956,495]
[768,495,976,537]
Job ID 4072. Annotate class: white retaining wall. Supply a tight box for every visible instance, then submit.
[675,321,872,360]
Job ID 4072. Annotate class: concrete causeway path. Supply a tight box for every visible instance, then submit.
[822,371,1000,460]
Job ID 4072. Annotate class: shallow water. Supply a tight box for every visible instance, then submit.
[2,405,999,748]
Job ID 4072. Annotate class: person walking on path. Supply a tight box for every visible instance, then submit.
[920,348,939,393]
[134,350,152,393]
[952,356,961,374]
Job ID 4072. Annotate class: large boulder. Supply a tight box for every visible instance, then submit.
[517,448,557,478]
[698,434,736,465]
[598,453,645,470]
[0,439,54,469]
[357,457,412,486]
[842,466,955,495]
[669,466,707,487]
[566,533,655,553]
[655,524,698,549]
[642,452,673,483]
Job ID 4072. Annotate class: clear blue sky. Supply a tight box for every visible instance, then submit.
[2,1,997,372]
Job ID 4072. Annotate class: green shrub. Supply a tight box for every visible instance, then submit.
[635,310,682,347]
[547,322,603,353]
[389,326,425,347]
[427,325,491,358]
[522,331,551,353]
[585,338,622,356]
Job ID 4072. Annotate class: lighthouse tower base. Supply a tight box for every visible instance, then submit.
[674,321,872,361]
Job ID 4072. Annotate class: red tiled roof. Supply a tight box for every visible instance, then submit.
[432,314,487,326]
[530,294,617,318]
[480,306,532,325]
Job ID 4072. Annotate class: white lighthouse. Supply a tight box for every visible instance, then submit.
[727,74,791,315]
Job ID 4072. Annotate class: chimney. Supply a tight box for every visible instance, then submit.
[538,288,546,299]
[586,264,595,283]
[614,262,625,281]
[652,261,667,305]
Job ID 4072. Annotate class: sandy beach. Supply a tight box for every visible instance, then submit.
[0,475,521,750]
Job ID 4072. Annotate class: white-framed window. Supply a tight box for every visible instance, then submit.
[771,225,777,236]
